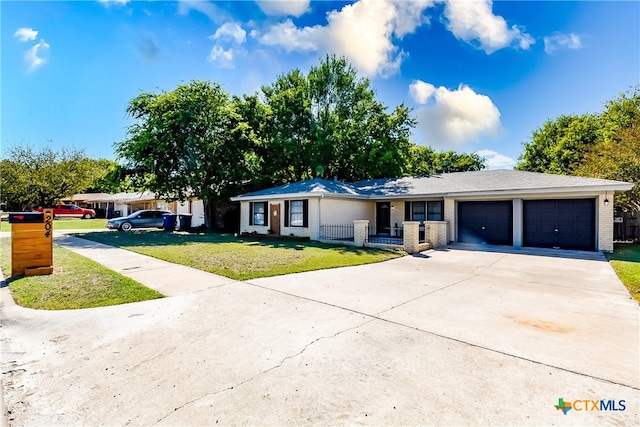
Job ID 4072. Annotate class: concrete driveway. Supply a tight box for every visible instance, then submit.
[1,244,638,425]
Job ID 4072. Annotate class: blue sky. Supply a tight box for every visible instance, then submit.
[2,0,639,169]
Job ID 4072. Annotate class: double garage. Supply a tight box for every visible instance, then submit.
[458,199,596,251]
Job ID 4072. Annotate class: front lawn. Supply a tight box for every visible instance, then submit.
[606,243,640,304]
[0,238,163,310]
[74,231,405,280]
[1,218,106,232]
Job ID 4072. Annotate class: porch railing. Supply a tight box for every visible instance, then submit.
[321,222,430,247]
[366,224,404,245]
[320,224,354,241]
[419,224,427,244]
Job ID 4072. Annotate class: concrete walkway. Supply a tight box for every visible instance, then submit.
[53,234,235,296]
[1,234,639,425]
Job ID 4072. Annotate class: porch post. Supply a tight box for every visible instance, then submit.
[426,221,448,248]
[403,221,420,254]
[353,220,369,247]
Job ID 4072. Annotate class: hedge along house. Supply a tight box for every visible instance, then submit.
[231,170,633,253]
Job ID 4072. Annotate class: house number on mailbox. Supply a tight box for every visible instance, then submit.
[44,212,53,237]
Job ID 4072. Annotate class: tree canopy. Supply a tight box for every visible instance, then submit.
[116,80,254,227]
[255,55,415,185]
[114,55,492,228]
[407,145,485,176]
[0,145,107,210]
[516,87,640,210]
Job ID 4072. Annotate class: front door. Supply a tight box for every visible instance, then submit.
[376,202,391,235]
[270,204,281,235]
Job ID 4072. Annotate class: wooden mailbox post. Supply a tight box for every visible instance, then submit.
[9,209,54,276]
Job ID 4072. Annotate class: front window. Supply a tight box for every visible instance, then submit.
[427,201,443,221]
[289,201,304,227]
[252,202,267,226]
[412,201,426,222]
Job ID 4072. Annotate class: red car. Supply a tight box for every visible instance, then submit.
[36,204,96,219]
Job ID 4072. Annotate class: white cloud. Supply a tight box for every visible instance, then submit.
[411,81,502,149]
[207,45,234,67]
[211,22,247,44]
[256,0,310,17]
[443,0,534,54]
[98,0,130,5]
[25,39,50,72]
[476,149,515,169]
[544,33,582,54]
[14,27,38,42]
[257,19,322,52]
[394,0,434,37]
[409,80,437,104]
[207,23,247,68]
[256,0,435,77]
[177,0,229,23]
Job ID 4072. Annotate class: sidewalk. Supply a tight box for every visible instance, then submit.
[53,234,236,296]
[1,231,236,299]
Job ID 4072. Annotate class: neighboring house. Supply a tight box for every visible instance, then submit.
[67,192,206,227]
[231,170,633,253]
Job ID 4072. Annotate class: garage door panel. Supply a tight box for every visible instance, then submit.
[458,201,513,246]
[523,199,595,251]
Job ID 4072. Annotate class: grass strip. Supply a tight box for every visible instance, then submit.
[606,243,640,304]
[1,237,163,310]
[74,230,405,281]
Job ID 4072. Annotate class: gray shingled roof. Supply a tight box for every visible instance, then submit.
[353,170,632,197]
[235,177,360,198]
[232,170,632,200]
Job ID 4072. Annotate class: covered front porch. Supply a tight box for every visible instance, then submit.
[319,220,448,253]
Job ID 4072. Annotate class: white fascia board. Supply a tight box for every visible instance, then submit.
[443,184,634,198]
[373,193,448,200]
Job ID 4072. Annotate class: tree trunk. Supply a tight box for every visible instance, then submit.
[203,199,213,229]
[203,199,239,231]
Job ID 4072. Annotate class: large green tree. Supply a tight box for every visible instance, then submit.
[116,80,255,228]
[517,87,640,174]
[515,113,600,174]
[575,119,640,211]
[516,87,640,210]
[407,145,486,176]
[256,55,415,185]
[0,145,107,210]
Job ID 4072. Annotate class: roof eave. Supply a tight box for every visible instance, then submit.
[232,180,634,201]
[231,192,369,201]
[444,184,634,198]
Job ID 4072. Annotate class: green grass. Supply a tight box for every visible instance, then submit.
[0,237,163,310]
[74,231,405,280]
[606,243,640,304]
[1,218,106,232]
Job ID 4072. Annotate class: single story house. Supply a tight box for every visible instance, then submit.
[67,192,206,227]
[231,170,633,252]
